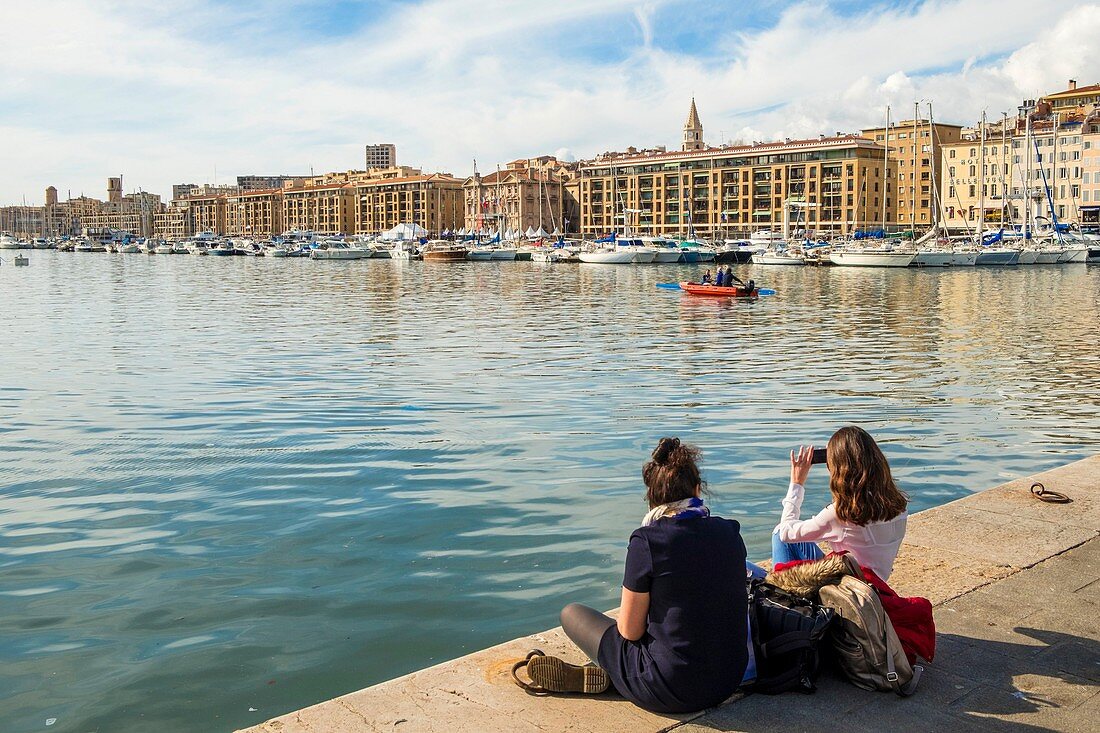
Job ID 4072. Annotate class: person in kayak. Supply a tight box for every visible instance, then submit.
[514,438,749,713]
[701,269,712,284]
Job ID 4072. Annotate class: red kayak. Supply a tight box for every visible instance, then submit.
[679,282,758,297]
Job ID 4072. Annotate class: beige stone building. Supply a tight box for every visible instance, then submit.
[577,126,892,238]
[282,182,355,235]
[225,188,284,237]
[1081,112,1100,226]
[353,173,463,235]
[1041,79,1100,116]
[860,118,963,229]
[462,158,571,234]
[941,134,1013,231]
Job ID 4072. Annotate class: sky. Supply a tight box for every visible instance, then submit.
[1,0,1099,204]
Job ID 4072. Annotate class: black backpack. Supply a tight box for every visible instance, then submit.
[745,579,835,694]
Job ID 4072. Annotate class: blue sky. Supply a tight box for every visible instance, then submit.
[1,0,1098,204]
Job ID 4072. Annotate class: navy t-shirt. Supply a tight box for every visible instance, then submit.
[597,515,748,713]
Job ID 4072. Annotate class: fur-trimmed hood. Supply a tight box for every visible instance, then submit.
[765,553,862,599]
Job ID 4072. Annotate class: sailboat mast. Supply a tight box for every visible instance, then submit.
[882,105,890,231]
[1024,106,1032,240]
[978,110,986,241]
[911,102,918,232]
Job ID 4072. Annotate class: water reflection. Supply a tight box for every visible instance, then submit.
[0,252,1097,732]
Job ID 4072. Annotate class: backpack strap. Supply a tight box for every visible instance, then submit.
[761,630,815,658]
[882,619,920,697]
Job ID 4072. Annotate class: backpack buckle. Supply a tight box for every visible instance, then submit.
[886,672,899,682]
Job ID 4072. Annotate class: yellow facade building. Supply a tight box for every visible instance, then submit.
[225,189,283,237]
[860,118,962,229]
[353,173,463,235]
[577,135,891,238]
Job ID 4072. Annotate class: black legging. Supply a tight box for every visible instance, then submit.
[560,603,616,664]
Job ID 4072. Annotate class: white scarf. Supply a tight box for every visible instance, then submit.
[641,496,709,527]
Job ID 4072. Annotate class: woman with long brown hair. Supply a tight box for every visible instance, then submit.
[773,426,908,581]
[513,437,749,713]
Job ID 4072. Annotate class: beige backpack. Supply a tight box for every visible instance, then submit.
[818,574,922,695]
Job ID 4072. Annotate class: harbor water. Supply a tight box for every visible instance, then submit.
[1,252,1098,732]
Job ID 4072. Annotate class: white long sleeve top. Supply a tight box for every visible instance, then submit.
[775,481,907,581]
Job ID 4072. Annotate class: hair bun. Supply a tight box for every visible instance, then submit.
[652,437,681,465]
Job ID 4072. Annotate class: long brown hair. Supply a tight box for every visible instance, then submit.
[642,437,705,507]
[827,426,907,525]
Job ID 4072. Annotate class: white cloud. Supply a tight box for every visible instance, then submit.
[1,1,1099,204]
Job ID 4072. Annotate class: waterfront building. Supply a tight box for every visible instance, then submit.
[860,118,963,230]
[282,181,355,235]
[365,144,397,171]
[171,183,241,200]
[0,205,46,236]
[1081,111,1100,226]
[353,172,463,235]
[81,191,163,238]
[225,188,284,237]
[153,203,190,240]
[462,158,571,234]
[577,129,891,238]
[1041,79,1100,116]
[940,132,1014,232]
[236,175,303,191]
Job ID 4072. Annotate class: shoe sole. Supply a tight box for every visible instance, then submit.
[527,656,610,694]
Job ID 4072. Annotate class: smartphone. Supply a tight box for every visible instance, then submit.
[811,447,828,465]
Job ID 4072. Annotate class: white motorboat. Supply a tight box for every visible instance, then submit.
[208,241,236,256]
[830,248,916,267]
[644,237,684,263]
[117,242,141,254]
[310,240,370,260]
[74,239,95,253]
[266,245,289,258]
[172,242,190,255]
[369,244,392,259]
[1,234,25,249]
[154,242,174,254]
[614,238,657,263]
[30,237,51,249]
[390,242,418,260]
[578,246,635,264]
[974,248,1020,266]
[753,248,806,265]
[531,249,566,263]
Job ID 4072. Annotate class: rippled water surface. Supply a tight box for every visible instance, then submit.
[1,252,1098,732]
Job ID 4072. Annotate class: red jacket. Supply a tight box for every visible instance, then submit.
[774,556,935,665]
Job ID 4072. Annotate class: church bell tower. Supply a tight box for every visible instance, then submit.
[683,98,704,152]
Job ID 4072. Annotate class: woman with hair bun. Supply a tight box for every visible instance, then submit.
[514,437,749,713]
[774,426,909,581]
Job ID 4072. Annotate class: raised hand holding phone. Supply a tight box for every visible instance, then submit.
[790,445,814,486]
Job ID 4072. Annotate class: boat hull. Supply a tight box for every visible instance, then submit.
[1017,249,1040,265]
[1058,247,1087,263]
[422,251,468,261]
[975,250,1020,266]
[830,251,915,267]
[715,250,753,264]
[679,282,758,298]
[911,251,954,267]
[653,250,684,264]
[490,248,517,261]
[578,251,635,264]
[466,250,493,261]
[753,253,805,266]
